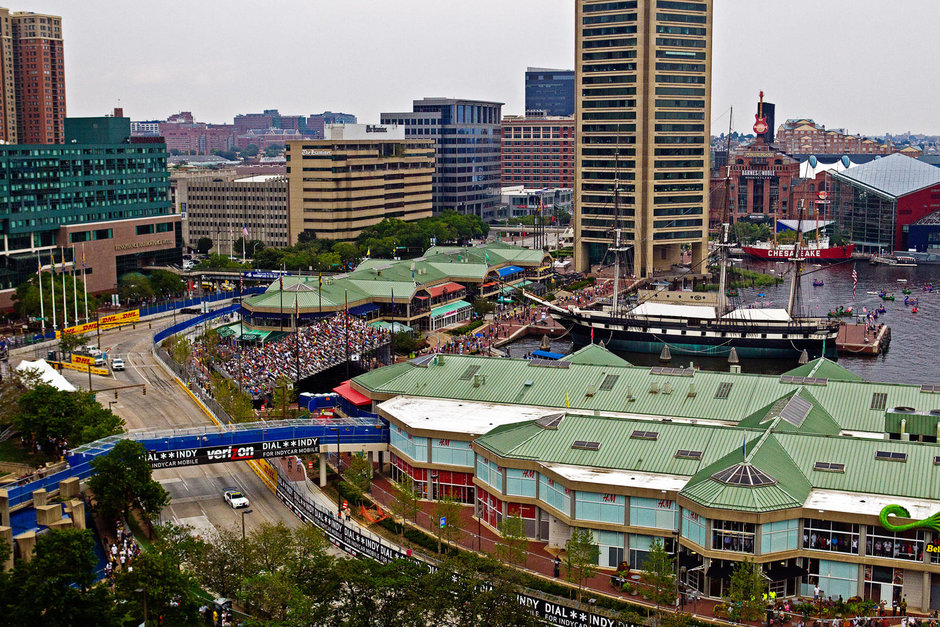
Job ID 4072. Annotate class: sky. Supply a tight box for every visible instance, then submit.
[27,0,940,136]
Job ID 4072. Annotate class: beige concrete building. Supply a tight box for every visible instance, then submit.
[574,0,711,276]
[171,170,289,252]
[286,126,434,242]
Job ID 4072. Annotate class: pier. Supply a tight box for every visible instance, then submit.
[836,322,891,355]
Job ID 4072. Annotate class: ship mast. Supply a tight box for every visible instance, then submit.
[609,125,629,316]
[786,200,806,317]
[716,107,733,316]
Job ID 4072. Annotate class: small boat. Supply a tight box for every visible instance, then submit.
[867,291,879,295]
[902,288,912,295]
[726,289,738,298]
[877,306,886,314]
[913,307,919,314]
[881,294,895,301]
[813,279,824,287]
[897,278,908,283]
[828,305,853,318]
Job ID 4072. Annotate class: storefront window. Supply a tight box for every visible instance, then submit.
[802,519,859,554]
[681,508,707,547]
[761,520,799,554]
[538,474,571,516]
[576,491,625,524]
[864,526,925,562]
[712,520,755,553]
[630,534,674,571]
[630,497,678,530]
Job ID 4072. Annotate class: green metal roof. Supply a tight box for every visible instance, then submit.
[354,353,940,434]
[561,344,632,368]
[430,300,472,319]
[783,358,864,382]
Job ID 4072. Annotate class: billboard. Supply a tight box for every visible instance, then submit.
[146,437,319,470]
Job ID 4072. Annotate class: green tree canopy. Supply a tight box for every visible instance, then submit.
[496,514,529,568]
[726,558,767,622]
[564,527,600,602]
[196,237,213,254]
[13,385,124,448]
[640,538,677,615]
[149,269,185,297]
[118,272,154,304]
[12,270,94,322]
[114,550,201,626]
[88,439,169,522]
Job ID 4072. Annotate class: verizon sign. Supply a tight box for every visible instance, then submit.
[146,437,319,469]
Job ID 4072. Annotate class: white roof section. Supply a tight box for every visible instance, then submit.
[323,123,405,141]
[378,396,552,437]
[722,308,792,322]
[806,489,940,520]
[833,153,940,198]
[15,359,77,392]
[799,157,856,178]
[628,302,717,319]
[234,174,283,183]
[542,462,690,492]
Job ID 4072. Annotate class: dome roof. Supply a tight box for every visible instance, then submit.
[711,463,777,487]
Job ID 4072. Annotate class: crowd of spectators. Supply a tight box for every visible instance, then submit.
[103,521,141,586]
[198,314,389,396]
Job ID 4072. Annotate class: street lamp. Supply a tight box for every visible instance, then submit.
[328,426,345,515]
[108,401,116,413]
[240,508,253,542]
[135,587,148,626]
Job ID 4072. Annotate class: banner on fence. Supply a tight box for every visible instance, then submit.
[60,321,99,336]
[101,309,140,327]
[146,437,319,470]
[50,361,109,376]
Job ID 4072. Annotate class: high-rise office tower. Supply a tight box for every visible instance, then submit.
[574,0,710,276]
[525,68,575,117]
[382,98,502,220]
[0,8,66,144]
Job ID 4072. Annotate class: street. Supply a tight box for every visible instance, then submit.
[14,318,301,536]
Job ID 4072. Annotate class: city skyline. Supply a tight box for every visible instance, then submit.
[22,0,940,136]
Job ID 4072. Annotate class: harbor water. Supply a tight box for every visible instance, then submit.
[511,260,940,386]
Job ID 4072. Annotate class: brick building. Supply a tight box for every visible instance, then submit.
[500,114,574,189]
[158,120,235,155]
[725,143,800,221]
[776,119,893,156]
[0,8,66,144]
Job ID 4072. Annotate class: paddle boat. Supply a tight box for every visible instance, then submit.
[913,307,919,314]
[902,288,912,295]
[828,305,853,318]
[877,305,887,314]
[812,279,824,287]
[880,293,895,301]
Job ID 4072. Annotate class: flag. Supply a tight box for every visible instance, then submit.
[36,255,41,273]
[366,247,371,257]
[49,250,56,274]
[279,275,284,290]
[590,326,594,343]
[742,435,747,460]
[565,391,570,408]
[318,273,322,288]
[484,251,490,264]
[242,224,249,237]
[852,264,858,299]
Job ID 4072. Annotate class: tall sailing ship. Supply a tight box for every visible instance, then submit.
[530,102,840,360]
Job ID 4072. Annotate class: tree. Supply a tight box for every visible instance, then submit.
[343,451,373,502]
[88,439,169,522]
[9,528,117,626]
[114,550,201,626]
[151,521,204,572]
[268,376,296,420]
[472,297,496,317]
[164,333,193,370]
[14,385,124,449]
[251,246,284,270]
[149,269,185,297]
[496,514,529,568]
[12,270,94,322]
[118,272,154,304]
[191,525,248,600]
[263,143,285,157]
[58,330,87,355]
[434,494,463,553]
[0,366,45,427]
[243,143,260,157]
[389,474,421,539]
[209,373,256,423]
[640,538,677,622]
[726,559,767,623]
[196,237,213,255]
[334,558,431,627]
[428,553,538,627]
[564,527,600,602]
[391,331,419,355]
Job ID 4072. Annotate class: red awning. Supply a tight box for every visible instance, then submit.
[415,294,429,300]
[333,380,372,407]
[427,281,464,298]
[481,281,496,289]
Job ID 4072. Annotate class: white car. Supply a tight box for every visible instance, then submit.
[111,358,125,371]
[223,488,249,509]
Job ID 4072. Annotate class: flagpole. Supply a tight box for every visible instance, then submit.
[50,252,57,331]
[72,247,78,323]
[37,258,45,334]
[344,288,349,380]
[61,248,68,329]
[82,243,88,322]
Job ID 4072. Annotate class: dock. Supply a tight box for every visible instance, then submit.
[836,322,891,355]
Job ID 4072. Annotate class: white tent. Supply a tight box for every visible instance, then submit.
[15,359,77,392]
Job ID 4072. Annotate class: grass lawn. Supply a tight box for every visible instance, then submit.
[0,438,53,467]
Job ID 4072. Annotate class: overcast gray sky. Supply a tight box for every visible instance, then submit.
[32,0,940,136]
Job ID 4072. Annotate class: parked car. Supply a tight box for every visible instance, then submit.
[111,358,125,371]
[223,488,249,509]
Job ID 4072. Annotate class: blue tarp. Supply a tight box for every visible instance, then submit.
[349,303,381,316]
[497,265,524,277]
[532,350,565,360]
